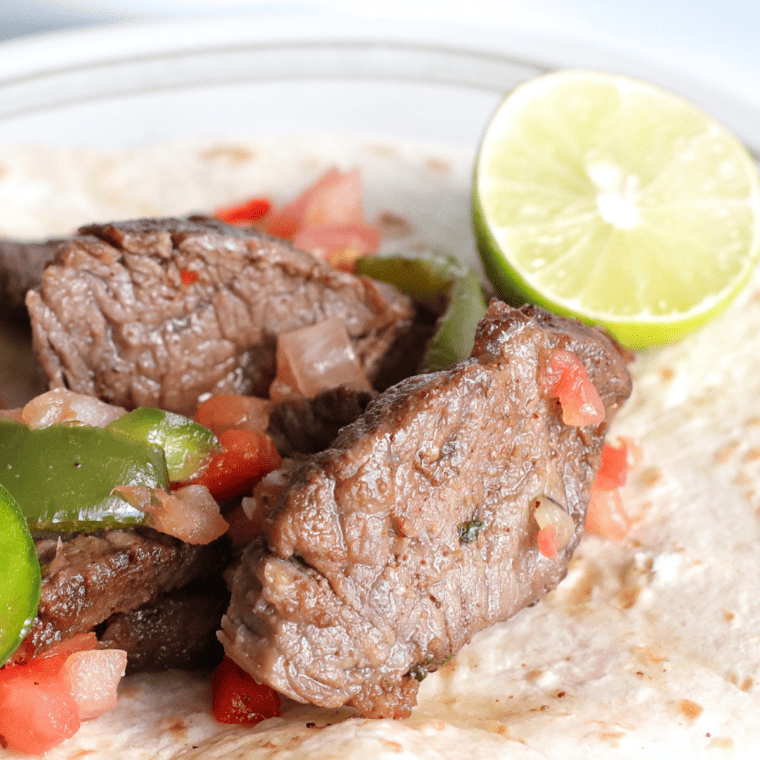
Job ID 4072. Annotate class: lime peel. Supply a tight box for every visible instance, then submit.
[473,69,760,349]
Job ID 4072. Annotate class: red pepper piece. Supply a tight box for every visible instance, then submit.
[183,429,281,502]
[211,656,281,725]
[215,197,272,226]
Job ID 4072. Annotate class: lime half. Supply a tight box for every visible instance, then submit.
[0,484,41,666]
[473,69,760,349]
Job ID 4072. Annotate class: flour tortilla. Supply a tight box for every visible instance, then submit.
[0,135,758,758]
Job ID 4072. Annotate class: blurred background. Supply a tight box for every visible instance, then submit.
[1,0,758,107]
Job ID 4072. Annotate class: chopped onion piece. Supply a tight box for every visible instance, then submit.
[269,317,372,402]
[64,649,127,720]
[22,389,126,429]
[533,496,576,557]
[113,484,228,545]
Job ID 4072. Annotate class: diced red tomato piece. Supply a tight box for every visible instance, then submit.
[215,197,272,226]
[292,223,380,272]
[537,525,559,559]
[224,503,263,551]
[585,487,631,540]
[184,429,282,502]
[5,632,98,668]
[0,634,128,753]
[180,268,200,285]
[194,393,271,437]
[0,651,80,754]
[593,441,629,491]
[211,656,281,725]
[544,349,605,426]
[265,167,364,239]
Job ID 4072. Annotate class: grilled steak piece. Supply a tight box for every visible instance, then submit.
[99,591,227,673]
[0,237,61,323]
[25,217,414,416]
[267,385,377,458]
[15,528,227,663]
[219,302,632,718]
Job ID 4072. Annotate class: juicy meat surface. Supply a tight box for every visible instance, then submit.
[25,217,414,416]
[98,591,227,674]
[219,302,632,718]
[17,528,226,663]
[0,238,61,322]
[267,385,377,458]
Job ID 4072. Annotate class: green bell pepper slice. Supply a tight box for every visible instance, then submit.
[0,484,41,667]
[357,252,488,371]
[0,418,170,532]
[107,408,220,482]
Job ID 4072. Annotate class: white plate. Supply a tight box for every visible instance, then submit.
[0,13,758,154]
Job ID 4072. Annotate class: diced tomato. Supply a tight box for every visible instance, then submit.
[585,487,631,540]
[184,429,282,502]
[211,656,281,725]
[0,634,128,753]
[265,167,364,239]
[180,268,200,285]
[0,648,83,754]
[194,393,271,437]
[593,441,629,491]
[44,633,100,659]
[215,197,272,226]
[0,658,79,754]
[544,349,605,426]
[537,525,559,559]
[224,502,264,551]
[292,223,380,272]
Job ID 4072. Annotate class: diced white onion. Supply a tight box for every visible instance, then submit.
[270,317,371,402]
[22,388,126,429]
[533,496,576,552]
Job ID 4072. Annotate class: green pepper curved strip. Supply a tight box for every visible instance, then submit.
[357,252,488,371]
[0,418,169,532]
[107,408,221,482]
[0,483,41,667]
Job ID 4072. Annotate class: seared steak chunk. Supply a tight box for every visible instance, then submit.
[219,303,632,718]
[25,217,414,416]
[0,237,61,322]
[98,591,227,673]
[18,527,226,662]
[267,385,377,458]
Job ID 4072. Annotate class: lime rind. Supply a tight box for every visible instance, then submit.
[473,70,760,349]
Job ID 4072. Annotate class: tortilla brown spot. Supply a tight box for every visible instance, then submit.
[677,699,703,720]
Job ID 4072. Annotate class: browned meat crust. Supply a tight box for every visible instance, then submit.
[267,385,377,458]
[25,217,414,416]
[219,303,632,718]
[14,528,227,664]
[98,591,227,674]
[0,238,62,323]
